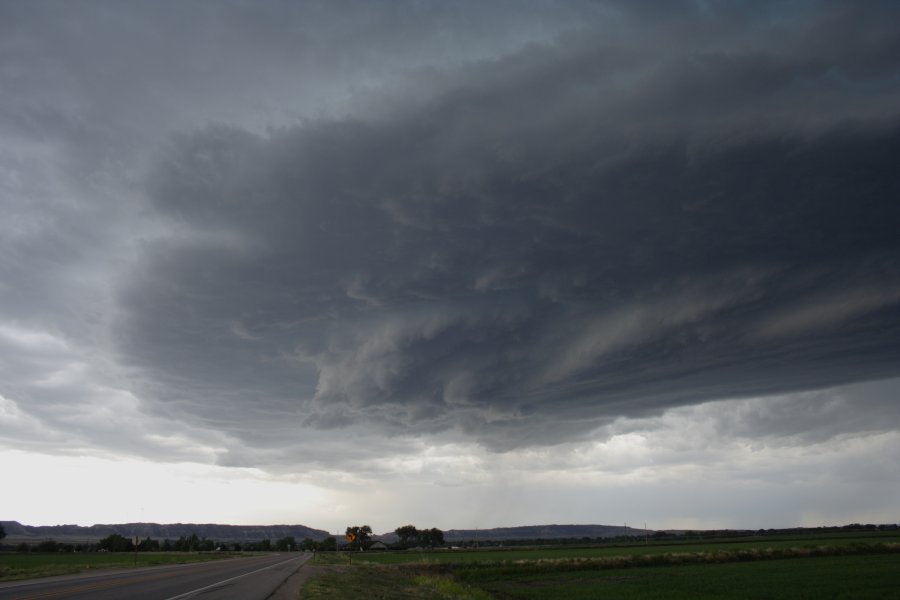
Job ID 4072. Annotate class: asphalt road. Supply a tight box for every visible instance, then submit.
[0,553,310,600]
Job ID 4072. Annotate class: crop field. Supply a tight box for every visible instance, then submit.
[348,534,899,565]
[454,553,900,599]
[303,534,900,599]
[0,551,237,582]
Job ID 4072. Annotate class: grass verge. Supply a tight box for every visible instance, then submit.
[301,564,492,599]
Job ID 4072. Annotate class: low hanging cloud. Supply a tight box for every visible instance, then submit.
[109,1,900,457]
[0,1,899,533]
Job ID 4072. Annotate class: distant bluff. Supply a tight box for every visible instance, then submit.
[0,521,330,543]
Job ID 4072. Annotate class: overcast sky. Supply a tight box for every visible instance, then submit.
[2,0,899,534]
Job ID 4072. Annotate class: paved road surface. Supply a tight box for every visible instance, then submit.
[0,553,310,600]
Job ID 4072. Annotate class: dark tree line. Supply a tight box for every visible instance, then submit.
[393,524,445,548]
[12,532,304,553]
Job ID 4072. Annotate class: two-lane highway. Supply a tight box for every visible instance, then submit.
[0,553,311,600]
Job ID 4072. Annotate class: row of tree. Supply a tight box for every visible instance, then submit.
[1,523,455,553]
[394,524,445,548]
[10,533,305,553]
[339,524,446,550]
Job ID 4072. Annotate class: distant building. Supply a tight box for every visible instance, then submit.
[368,541,388,551]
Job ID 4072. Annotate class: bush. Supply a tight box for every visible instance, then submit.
[36,540,60,552]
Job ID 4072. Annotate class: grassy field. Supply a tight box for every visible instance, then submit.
[302,534,900,599]
[0,551,238,582]
[460,553,900,599]
[348,534,900,565]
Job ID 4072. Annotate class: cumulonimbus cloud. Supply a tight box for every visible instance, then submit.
[110,4,900,456]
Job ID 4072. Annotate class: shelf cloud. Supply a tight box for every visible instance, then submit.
[2,0,899,529]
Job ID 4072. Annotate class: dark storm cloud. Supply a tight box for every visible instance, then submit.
[713,379,900,445]
[611,378,900,449]
[112,1,900,452]
[0,0,595,459]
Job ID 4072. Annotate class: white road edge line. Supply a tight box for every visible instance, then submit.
[163,555,300,600]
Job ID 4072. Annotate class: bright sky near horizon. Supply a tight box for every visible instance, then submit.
[2,0,899,535]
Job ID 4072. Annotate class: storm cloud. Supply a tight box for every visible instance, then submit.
[2,1,900,529]
[118,5,900,454]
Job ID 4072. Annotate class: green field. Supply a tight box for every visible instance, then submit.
[349,534,899,565]
[303,535,900,599]
[0,552,238,582]
[460,553,900,599]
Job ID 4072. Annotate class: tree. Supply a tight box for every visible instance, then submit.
[345,525,372,550]
[419,528,444,548]
[173,533,201,552]
[320,536,337,551]
[0,524,5,543]
[138,537,160,551]
[299,538,318,551]
[196,538,215,552]
[36,540,60,552]
[394,524,418,547]
[98,533,132,552]
[275,536,296,552]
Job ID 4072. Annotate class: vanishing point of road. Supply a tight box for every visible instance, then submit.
[0,552,310,600]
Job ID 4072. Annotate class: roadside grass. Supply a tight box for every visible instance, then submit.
[301,564,492,599]
[0,552,238,582]
[308,551,356,566]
